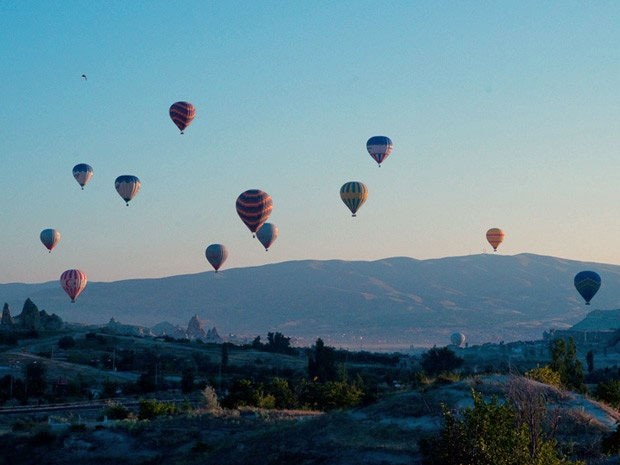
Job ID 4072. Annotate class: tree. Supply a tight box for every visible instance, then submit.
[266,377,295,409]
[57,336,75,350]
[102,380,119,398]
[24,361,47,397]
[308,338,338,382]
[136,369,156,393]
[420,390,577,465]
[550,338,585,393]
[181,367,195,393]
[596,380,620,408]
[251,335,262,350]
[420,346,463,376]
[221,343,230,368]
[266,332,295,355]
[586,350,594,375]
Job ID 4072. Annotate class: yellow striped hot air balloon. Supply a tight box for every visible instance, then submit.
[486,228,505,252]
[340,182,368,217]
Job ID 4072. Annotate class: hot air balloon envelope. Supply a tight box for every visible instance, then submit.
[256,223,278,251]
[340,182,368,217]
[169,101,196,133]
[574,271,601,305]
[450,332,466,347]
[366,136,393,166]
[60,269,88,303]
[73,163,93,189]
[486,228,505,251]
[40,229,61,252]
[236,190,273,235]
[206,244,228,272]
[115,175,141,205]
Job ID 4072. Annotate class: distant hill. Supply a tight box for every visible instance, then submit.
[2,253,620,348]
[570,309,620,332]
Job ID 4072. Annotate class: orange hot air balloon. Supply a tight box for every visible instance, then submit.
[486,228,505,252]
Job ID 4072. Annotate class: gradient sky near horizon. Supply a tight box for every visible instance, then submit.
[1,1,619,284]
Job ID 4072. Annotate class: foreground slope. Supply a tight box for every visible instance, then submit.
[0,376,616,465]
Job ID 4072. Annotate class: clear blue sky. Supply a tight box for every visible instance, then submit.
[1,1,619,283]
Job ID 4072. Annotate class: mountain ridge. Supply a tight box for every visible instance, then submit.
[2,253,620,347]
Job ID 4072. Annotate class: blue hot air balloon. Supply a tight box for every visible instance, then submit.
[256,223,278,251]
[574,271,601,305]
[205,244,228,272]
[366,136,393,167]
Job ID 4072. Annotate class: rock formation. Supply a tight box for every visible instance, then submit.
[1,303,14,329]
[186,315,207,340]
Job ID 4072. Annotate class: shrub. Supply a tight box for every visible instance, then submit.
[525,366,562,389]
[138,399,179,420]
[596,380,620,409]
[299,380,363,411]
[601,423,620,455]
[201,385,221,412]
[104,400,130,420]
[420,390,579,465]
[12,419,36,432]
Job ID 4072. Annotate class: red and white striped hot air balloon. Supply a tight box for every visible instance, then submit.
[60,269,88,303]
[486,228,505,252]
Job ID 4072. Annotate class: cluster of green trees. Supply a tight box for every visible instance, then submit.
[220,338,364,411]
[251,332,297,355]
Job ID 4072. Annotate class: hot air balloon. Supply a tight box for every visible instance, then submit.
[450,332,466,347]
[574,271,601,305]
[366,136,393,167]
[169,101,196,134]
[486,228,505,252]
[60,269,87,303]
[72,164,93,190]
[40,229,61,253]
[340,182,368,217]
[115,175,141,206]
[236,190,273,237]
[205,244,228,272]
[256,223,278,251]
